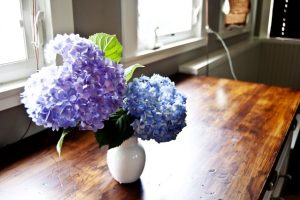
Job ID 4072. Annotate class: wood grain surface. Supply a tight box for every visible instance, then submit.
[1,75,300,200]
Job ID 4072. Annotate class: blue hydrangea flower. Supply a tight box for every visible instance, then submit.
[21,34,126,131]
[124,74,187,142]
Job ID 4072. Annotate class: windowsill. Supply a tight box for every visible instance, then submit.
[122,37,207,67]
[0,37,207,112]
[258,37,300,45]
[0,79,26,111]
[218,26,251,39]
[178,39,260,75]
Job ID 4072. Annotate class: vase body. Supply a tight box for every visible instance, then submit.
[107,136,146,183]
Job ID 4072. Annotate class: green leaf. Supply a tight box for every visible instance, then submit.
[125,64,144,82]
[89,33,123,63]
[56,129,71,157]
[94,109,134,149]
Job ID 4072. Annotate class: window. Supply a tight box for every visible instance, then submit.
[270,0,300,39]
[0,0,74,85]
[224,0,250,27]
[0,0,37,84]
[0,0,74,111]
[0,0,27,66]
[121,0,207,66]
[138,0,194,51]
[219,0,257,38]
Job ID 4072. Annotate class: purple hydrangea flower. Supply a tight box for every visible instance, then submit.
[124,74,187,142]
[21,34,126,131]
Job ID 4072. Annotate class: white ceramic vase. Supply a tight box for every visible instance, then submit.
[107,136,146,184]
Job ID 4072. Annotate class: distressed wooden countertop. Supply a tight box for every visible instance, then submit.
[1,75,300,200]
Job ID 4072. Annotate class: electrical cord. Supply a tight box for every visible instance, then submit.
[18,120,32,142]
[205,38,210,76]
[206,26,238,80]
[15,0,36,143]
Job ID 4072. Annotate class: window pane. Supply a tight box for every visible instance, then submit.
[0,0,27,65]
[224,0,250,27]
[139,0,192,36]
[138,0,193,50]
[270,0,300,39]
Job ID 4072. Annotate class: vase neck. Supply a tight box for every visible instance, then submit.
[121,136,138,147]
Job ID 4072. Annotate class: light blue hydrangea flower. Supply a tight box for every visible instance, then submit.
[124,74,187,142]
[21,34,126,131]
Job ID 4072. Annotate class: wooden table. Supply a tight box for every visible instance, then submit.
[1,75,300,200]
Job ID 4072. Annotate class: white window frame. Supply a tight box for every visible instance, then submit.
[121,0,207,67]
[218,0,257,38]
[0,0,74,111]
[259,0,300,41]
[0,0,37,84]
[258,0,274,38]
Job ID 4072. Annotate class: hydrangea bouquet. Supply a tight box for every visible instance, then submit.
[21,33,187,155]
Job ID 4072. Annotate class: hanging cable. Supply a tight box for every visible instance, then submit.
[19,121,32,141]
[31,0,44,71]
[205,36,210,77]
[205,0,237,80]
[31,0,39,71]
[16,0,38,142]
[206,27,238,80]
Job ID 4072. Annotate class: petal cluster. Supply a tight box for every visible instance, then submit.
[21,34,126,131]
[124,74,187,142]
